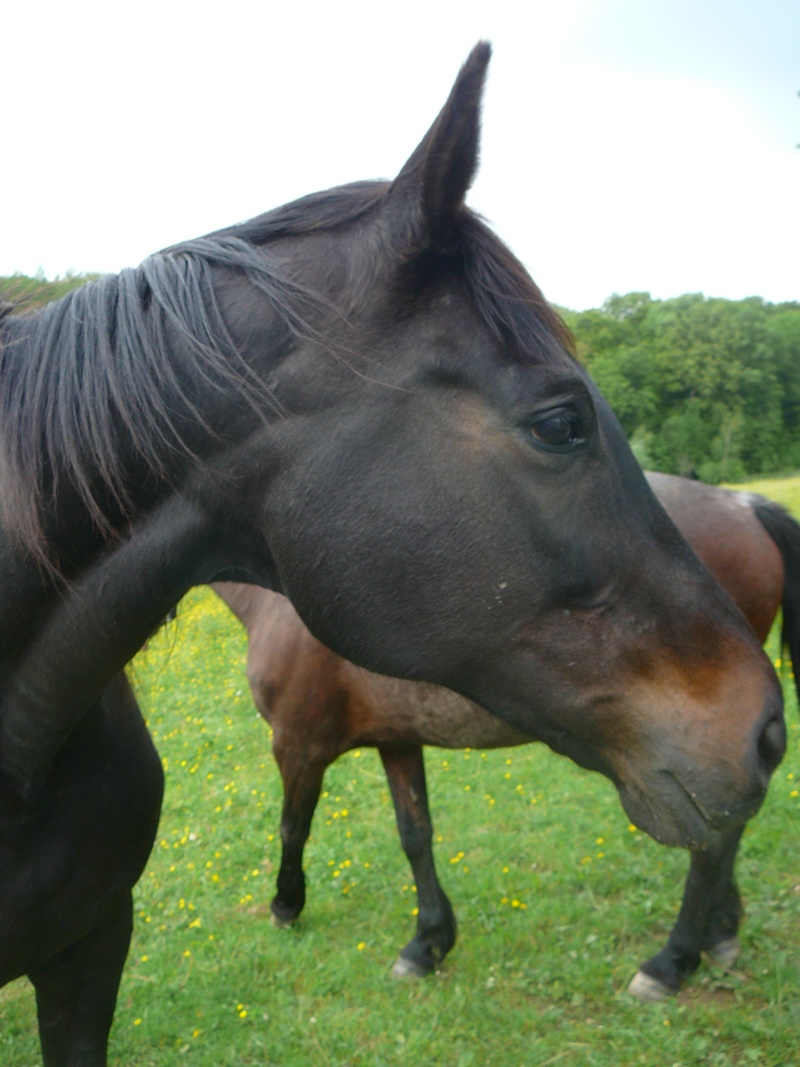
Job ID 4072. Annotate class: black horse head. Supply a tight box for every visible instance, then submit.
[0,44,783,850]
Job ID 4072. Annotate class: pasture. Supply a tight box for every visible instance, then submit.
[2,476,800,1066]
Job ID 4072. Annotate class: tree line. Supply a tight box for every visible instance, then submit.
[562,292,800,482]
[0,271,98,310]
[3,273,799,484]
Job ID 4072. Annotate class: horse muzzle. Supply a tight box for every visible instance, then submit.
[615,692,786,849]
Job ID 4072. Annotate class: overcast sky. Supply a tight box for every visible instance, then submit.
[2,0,798,310]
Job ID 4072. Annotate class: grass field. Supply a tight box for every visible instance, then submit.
[2,476,800,1065]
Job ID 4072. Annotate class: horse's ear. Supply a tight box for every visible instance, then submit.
[386,42,491,251]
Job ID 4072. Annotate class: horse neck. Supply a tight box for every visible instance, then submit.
[0,492,271,802]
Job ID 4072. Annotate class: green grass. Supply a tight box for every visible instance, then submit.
[2,477,800,1065]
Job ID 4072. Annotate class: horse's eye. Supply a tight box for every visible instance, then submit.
[530,410,586,451]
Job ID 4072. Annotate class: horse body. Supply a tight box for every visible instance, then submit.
[217,583,528,754]
[0,45,785,1062]
[213,472,798,984]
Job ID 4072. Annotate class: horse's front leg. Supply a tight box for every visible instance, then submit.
[271,748,327,926]
[379,744,457,978]
[629,826,744,1001]
[701,828,744,968]
[29,889,133,1067]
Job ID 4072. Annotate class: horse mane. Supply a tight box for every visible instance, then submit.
[0,238,323,565]
[0,181,572,567]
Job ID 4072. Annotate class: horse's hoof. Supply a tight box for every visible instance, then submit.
[706,937,740,968]
[627,970,675,1002]
[270,910,298,929]
[391,956,430,979]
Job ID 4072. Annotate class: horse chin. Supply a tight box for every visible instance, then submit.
[615,777,716,850]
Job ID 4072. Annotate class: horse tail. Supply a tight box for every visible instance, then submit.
[751,497,800,708]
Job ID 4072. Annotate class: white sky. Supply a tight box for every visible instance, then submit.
[2,0,798,310]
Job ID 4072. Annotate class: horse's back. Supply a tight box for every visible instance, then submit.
[646,472,783,642]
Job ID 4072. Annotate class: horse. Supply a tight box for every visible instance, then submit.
[0,45,785,1064]
[213,472,800,996]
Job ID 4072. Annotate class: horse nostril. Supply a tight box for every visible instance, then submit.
[757,710,786,778]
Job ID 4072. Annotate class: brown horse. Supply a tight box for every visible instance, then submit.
[214,472,800,998]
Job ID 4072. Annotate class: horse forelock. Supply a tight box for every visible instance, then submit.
[456,213,575,362]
